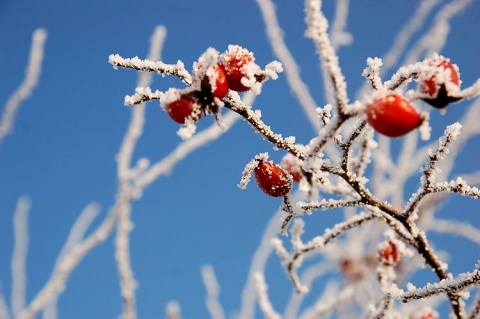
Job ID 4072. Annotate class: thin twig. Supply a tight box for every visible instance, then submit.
[0,28,47,149]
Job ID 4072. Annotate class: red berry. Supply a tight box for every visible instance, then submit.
[379,241,399,266]
[340,259,364,281]
[420,58,461,109]
[366,93,422,137]
[211,63,229,99]
[193,62,229,99]
[416,311,438,319]
[164,95,199,124]
[221,46,256,92]
[254,162,292,197]
[281,154,303,182]
[421,58,459,96]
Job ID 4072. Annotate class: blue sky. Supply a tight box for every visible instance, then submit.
[1,1,479,318]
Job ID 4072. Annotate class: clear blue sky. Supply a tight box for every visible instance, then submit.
[1,1,479,318]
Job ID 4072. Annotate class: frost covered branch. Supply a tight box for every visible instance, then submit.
[108,54,191,86]
[11,197,31,318]
[396,267,480,303]
[0,292,9,319]
[298,198,365,213]
[274,212,376,292]
[254,273,281,319]
[224,95,303,158]
[256,0,322,133]
[42,203,101,319]
[104,1,480,318]
[468,293,480,319]
[304,0,348,114]
[113,26,168,319]
[18,205,117,319]
[201,265,225,319]
[406,123,464,218]
[0,28,47,149]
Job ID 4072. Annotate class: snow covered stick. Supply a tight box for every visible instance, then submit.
[109,54,191,86]
[223,94,304,159]
[11,197,31,318]
[405,123,464,219]
[42,203,101,319]
[404,0,476,65]
[427,218,480,245]
[304,0,348,114]
[238,195,290,319]
[131,108,242,197]
[114,25,168,319]
[165,301,181,319]
[0,28,47,149]
[18,204,118,319]
[254,273,281,319]
[201,265,226,319]
[357,0,438,97]
[273,212,376,293]
[255,0,322,134]
[394,267,480,303]
[467,293,480,319]
[297,284,354,319]
[283,262,333,318]
[0,291,9,319]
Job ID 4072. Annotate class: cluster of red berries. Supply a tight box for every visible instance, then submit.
[366,56,460,138]
[163,46,260,124]
[246,55,462,198]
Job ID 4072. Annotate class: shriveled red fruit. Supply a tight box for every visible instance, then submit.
[420,58,460,108]
[366,93,422,137]
[193,62,229,99]
[281,154,303,182]
[221,46,256,92]
[379,241,399,266]
[164,95,199,124]
[254,161,292,197]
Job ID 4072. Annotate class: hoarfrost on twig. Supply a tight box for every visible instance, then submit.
[43,202,100,319]
[165,301,181,319]
[392,268,480,303]
[201,265,225,319]
[108,54,191,85]
[11,196,31,318]
[256,0,323,134]
[254,273,282,319]
[0,28,47,149]
[238,197,289,319]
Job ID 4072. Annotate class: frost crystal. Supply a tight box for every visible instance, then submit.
[237,153,269,189]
